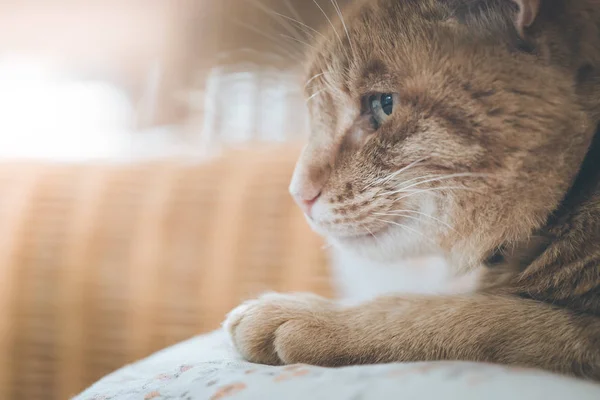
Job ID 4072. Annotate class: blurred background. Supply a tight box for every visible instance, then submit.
[0,0,352,161]
[0,1,356,399]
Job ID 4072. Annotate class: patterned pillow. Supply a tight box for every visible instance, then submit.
[75,330,600,400]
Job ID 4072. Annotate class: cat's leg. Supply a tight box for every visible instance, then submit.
[224,292,600,379]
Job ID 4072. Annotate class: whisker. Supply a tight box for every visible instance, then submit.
[312,0,349,58]
[370,174,444,198]
[323,68,340,93]
[363,158,429,190]
[275,13,317,40]
[283,0,306,27]
[393,189,444,199]
[306,89,325,102]
[372,174,448,200]
[274,7,327,40]
[247,0,307,42]
[305,72,326,88]
[280,34,318,51]
[391,186,482,204]
[233,20,305,62]
[374,209,460,236]
[317,68,344,101]
[372,218,438,247]
[373,212,423,224]
[363,225,383,246]
[382,173,490,196]
[330,0,355,59]
[388,174,442,189]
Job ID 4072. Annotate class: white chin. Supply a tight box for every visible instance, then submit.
[327,226,438,263]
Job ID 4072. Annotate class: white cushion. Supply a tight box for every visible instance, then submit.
[74,330,600,400]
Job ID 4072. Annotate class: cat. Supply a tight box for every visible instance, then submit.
[224,0,600,380]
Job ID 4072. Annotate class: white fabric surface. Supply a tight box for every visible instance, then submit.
[74,329,600,400]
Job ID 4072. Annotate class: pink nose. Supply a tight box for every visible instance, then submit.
[294,192,321,218]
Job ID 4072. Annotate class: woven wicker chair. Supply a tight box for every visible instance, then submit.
[0,144,331,400]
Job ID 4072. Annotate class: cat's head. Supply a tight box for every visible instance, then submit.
[290,0,598,268]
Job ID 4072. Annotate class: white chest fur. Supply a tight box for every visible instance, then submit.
[328,247,480,305]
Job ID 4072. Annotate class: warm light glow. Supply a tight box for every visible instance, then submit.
[0,56,135,160]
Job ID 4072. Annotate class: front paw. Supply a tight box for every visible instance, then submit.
[223,292,339,365]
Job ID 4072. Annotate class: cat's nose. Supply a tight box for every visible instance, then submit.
[289,168,326,218]
[290,145,333,218]
[293,191,321,218]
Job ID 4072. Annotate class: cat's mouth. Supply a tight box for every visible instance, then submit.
[308,209,427,250]
[322,216,438,260]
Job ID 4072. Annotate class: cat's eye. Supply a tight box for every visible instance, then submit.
[367,93,395,129]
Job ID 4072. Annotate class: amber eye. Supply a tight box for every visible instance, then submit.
[368,93,395,129]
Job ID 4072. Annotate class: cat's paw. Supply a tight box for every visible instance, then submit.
[223,292,340,365]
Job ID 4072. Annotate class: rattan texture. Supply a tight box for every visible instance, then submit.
[0,144,330,399]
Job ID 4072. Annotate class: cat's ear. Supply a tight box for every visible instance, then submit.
[511,0,541,37]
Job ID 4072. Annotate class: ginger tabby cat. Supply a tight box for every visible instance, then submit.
[224,0,600,380]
